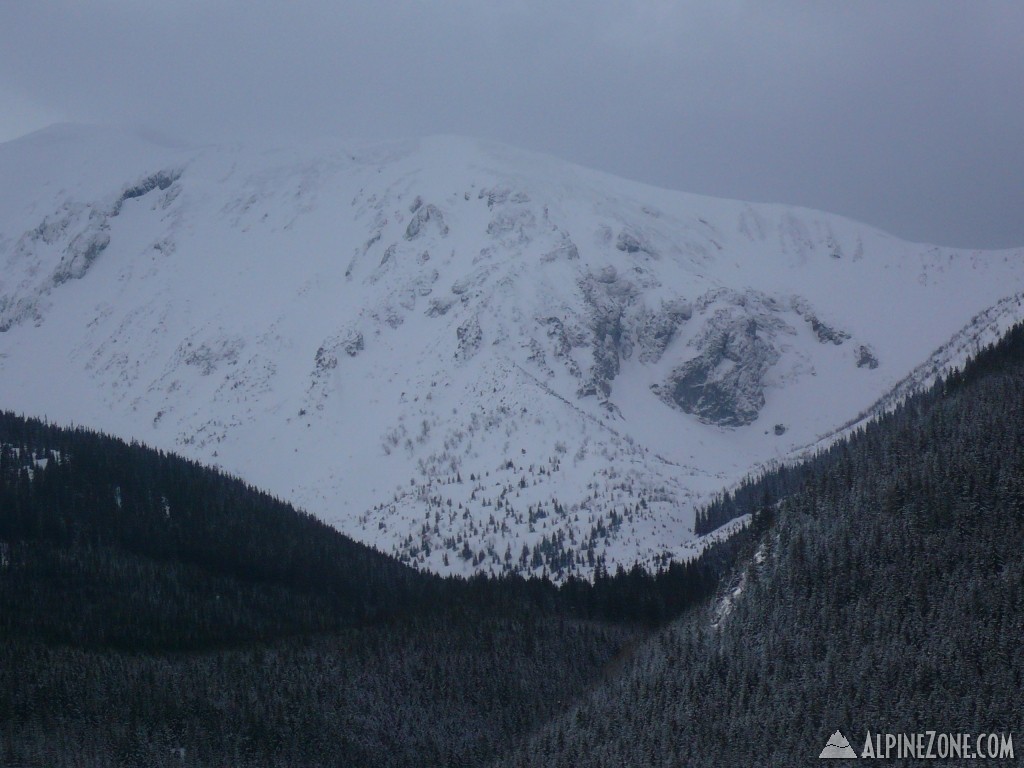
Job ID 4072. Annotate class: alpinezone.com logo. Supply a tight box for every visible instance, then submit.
[820,730,1015,760]
[820,731,857,758]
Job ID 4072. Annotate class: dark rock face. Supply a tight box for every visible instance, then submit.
[53,229,111,284]
[313,329,364,376]
[649,289,808,427]
[455,315,483,361]
[558,284,874,427]
[306,328,365,410]
[117,170,181,208]
[426,297,455,317]
[656,315,779,427]
[580,311,623,398]
[404,204,448,240]
[615,230,655,256]
[576,269,637,399]
[541,316,582,379]
[790,297,850,345]
[616,232,643,253]
[341,332,365,357]
[808,316,850,345]
[856,344,880,369]
[183,338,243,376]
[635,300,692,364]
[314,345,338,373]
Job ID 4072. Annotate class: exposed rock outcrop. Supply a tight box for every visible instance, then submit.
[791,297,850,345]
[651,290,797,426]
[655,315,779,426]
[576,268,638,398]
[634,300,692,364]
[856,344,880,369]
[306,328,365,411]
[455,315,483,362]
[405,204,448,240]
[1,169,183,331]
[615,230,655,256]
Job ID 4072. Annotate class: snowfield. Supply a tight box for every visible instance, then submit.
[1,124,1022,578]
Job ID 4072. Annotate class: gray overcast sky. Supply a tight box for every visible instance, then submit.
[1,1,1022,248]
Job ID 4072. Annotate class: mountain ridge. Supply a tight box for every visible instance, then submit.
[2,124,1023,578]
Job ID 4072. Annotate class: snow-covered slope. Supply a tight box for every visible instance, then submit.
[1,124,1022,578]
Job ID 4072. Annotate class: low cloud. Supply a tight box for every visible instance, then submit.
[1,1,1021,248]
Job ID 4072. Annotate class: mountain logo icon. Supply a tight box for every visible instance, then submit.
[819,730,858,758]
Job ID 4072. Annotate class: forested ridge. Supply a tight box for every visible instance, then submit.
[0,408,741,766]
[0,413,436,648]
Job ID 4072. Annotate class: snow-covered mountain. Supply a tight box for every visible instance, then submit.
[1,123,1022,578]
